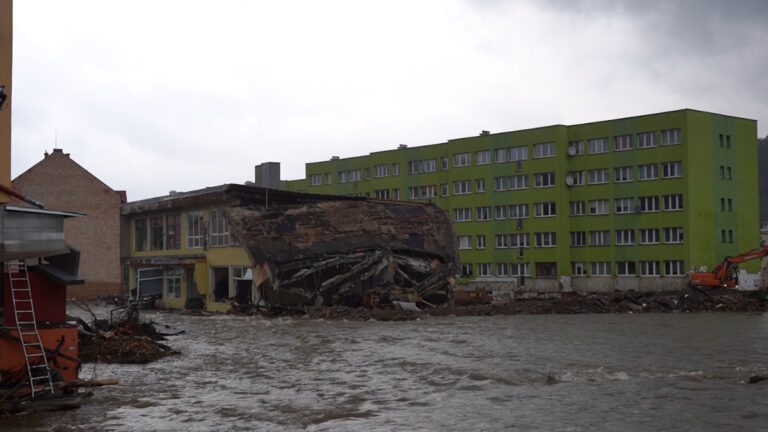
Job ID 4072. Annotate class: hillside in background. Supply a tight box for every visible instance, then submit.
[760,137,768,224]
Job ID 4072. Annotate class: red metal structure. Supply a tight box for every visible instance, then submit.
[689,241,768,288]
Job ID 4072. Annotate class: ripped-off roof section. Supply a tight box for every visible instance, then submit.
[226,200,457,268]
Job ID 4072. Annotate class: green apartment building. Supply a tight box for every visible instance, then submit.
[284,109,761,291]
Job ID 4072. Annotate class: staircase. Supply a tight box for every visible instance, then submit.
[5,260,54,397]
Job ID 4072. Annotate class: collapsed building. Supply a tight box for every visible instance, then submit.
[122,185,457,313]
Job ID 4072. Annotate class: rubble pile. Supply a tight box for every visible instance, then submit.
[77,304,180,364]
[226,200,457,309]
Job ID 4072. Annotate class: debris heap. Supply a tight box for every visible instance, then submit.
[77,304,181,364]
[226,200,457,309]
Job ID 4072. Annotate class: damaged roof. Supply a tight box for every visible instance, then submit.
[225,199,458,268]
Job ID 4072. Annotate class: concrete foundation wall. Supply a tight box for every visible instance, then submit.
[468,275,691,299]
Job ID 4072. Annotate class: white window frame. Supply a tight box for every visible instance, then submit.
[639,196,659,213]
[588,138,609,154]
[615,197,634,214]
[614,166,633,183]
[533,172,555,188]
[664,260,684,275]
[509,146,529,161]
[588,168,610,184]
[374,164,389,178]
[589,230,610,246]
[638,164,658,181]
[420,159,437,173]
[209,208,230,248]
[508,204,529,219]
[453,152,471,167]
[477,263,492,277]
[509,233,530,248]
[453,180,472,195]
[508,175,529,190]
[534,232,557,248]
[637,131,657,148]
[570,201,585,216]
[533,142,555,159]
[454,208,472,222]
[495,148,507,163]
[477,235,486,249]
[475,178,486,193]
[615,229,635,246]
[458,235,472,250]
[663,227,684,244]
[614,134,633,151]
[534,202,556,217]
[568,140,584,155]
[662,161,683,178]
[661,128,681,146]
[639,228,660,245]
[570,231,586,247]
[640,261,660,276]
[187,211,205,249]
[590,261,610,276]
[616,261,636,276]
[309,174,322,186]
[476,206,492,221]
[165,268,183,299]
[663,194,683,211]
[572,261,587,276]
[495,205,506,220]
[588,199,609,215]
[476,150,491,165]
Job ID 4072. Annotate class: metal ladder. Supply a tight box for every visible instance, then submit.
[6,260,54,397]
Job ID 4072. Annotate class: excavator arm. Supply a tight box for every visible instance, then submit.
[690,241,768,288]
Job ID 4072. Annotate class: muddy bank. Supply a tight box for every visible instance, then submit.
[297,289,767,321]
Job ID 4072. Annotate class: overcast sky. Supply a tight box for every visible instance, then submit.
[10,0,768,201]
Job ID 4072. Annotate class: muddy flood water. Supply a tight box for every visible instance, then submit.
[4,309,768,431]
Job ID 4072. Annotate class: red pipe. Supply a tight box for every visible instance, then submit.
[0,183,46,208]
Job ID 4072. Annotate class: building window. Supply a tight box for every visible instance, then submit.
[477,263,492,277]
[392,163,400,175]
[661,128,681,146]
[614,166,633,183]
[664,260,684,275]
[509,145,529,161]
[637,131,657,148]
[638,163,658,181]
[534,202,556,217]
[165,214,181,250]
[310,174,322,186]
[441,157,449,170]
[392,188,401,200]
[663,227,684,244]
[477,235,486,249]
[615,229,635,245]
[616,261,636,276]
[663,194,683,211]
[662,161,683,178]
[453,180,472,195]
[408,187,420,200]
[568,140,584,155]
[569,170,585,186]
[441,183,449,197]
[533,142,555,159]
[615,197,634,214]
[494,176,507,191]
[166,268,182,298]
[536,262,557,277]
[590,261,610,276]
[508,175,529,190]
[509,204,529,219]
[476,150,491,165]
[495,148,507,163]
[638,196,659,213]
[458,235,472,250]
[588,199,609,215]
[349,169,361,182]
[570,201,585,216]
[374,189,389,200]
[453,152,471,167]
[476,206,492,221]
[639,228,660,244]
[460,264,473,277]
[589,230,610,246]
[570,231,586,247]
[614,134,633,151]
[325,173,332,184]
[534,232,557,248]
[136,267,163,297]
[475,178,486,193]
[134,218,147,252]
[364,168,370,180]
[495,205,506,220]
[588,138,609,154]
[420,185,437,199]
[510,233,529,248]
[186,212,204,248]
[209,209,230,247]
[374,164,389,177]
[408,161,419,174]
[640,261,660,276]
[454,208,472,222]
[533,172,555,188]
[572,262,587,276]
[150,216,164,251]
[510,263,530,277]
[420,159,437,173]
[588,168,610,184]
[496,263,508,277]
[495,234,508,249]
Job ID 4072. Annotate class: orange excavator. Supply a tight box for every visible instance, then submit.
[689,241,768,289]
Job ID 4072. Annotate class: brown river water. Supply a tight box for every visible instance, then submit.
[3,309,768,431]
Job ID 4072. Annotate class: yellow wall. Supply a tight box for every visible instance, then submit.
[0,0,13,202]
[128,206,254,313]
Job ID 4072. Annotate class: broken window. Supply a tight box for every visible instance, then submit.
[134,218,147,252]
[150,216,164,250]
[210,209,230,247]
[187,211,205,248]
[136,267,162,297]
[536,262,557,277]
[232,266,252,304]
[212,267,230,302]
[166,214,181,250]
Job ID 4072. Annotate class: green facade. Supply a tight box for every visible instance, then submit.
[285,109,760,279]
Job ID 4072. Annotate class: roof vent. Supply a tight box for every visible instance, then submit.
[331,156,340,160]
[398,144,408,149]
[480,130,490,136]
